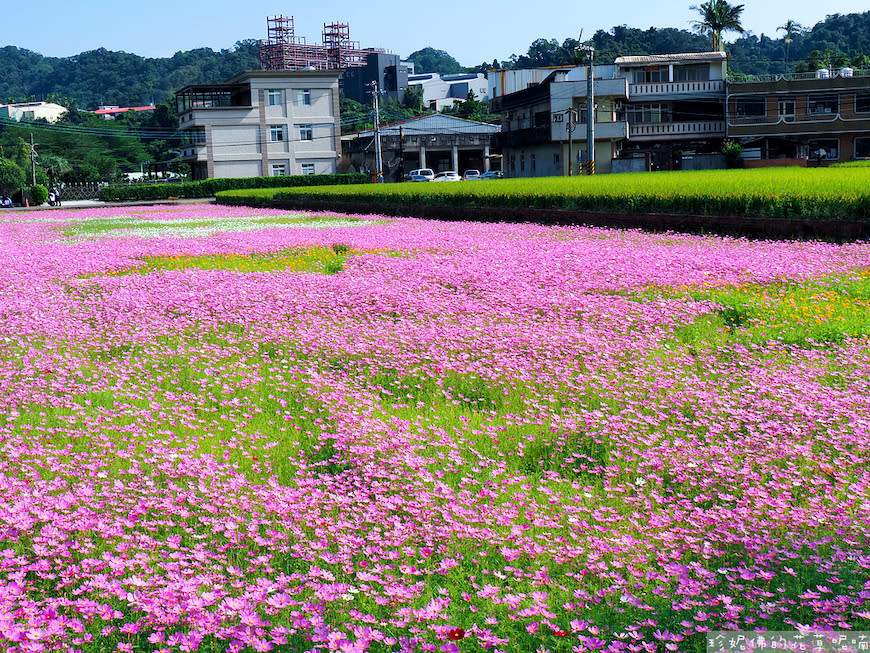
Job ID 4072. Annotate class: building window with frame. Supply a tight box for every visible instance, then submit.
[624,102,671,124]
[808,139,839,161]
[632,67,667,84]
[269,125,286,142]
[267,89,282,106]
[297,89,312,106]
[807,95,838,115]
[520,153,525,172]
[530,153,536,172]
[298,124,313,141]
[854,137,870,159]
[301,163,316,175]
[271,163,287,176]
[856,92,870,113]
[674,64,709,82]
[553,153,560,165]
[733,97,765,119]
[189,127,206,144]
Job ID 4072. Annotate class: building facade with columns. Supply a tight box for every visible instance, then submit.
[340,113,500,181]
[175,70,341,180]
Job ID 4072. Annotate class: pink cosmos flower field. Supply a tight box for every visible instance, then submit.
[0,203,868,652]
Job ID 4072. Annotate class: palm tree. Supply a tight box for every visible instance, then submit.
[692,0,745,52]
[777,19,803,74]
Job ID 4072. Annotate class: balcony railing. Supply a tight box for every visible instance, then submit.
[728,69,870,83]
[629,80,724,96]
[629,120,725,139]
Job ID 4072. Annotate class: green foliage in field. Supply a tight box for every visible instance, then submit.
[218,168,870,221]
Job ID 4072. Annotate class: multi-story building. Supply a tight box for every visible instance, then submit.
[341,53,410,104]
[175,70,341,180]
[726,69,870,164]
[492,52,728,176]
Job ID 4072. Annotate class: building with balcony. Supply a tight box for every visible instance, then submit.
[175,70,341,180]
[726,69,870,164]
[340,113,500,182]
[614,52,727,170]
[490,52,728,176]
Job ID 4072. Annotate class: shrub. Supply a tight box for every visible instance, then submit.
[722,140,744,169]
[0,158,25,195]
[30,184,48,206]
[99,173,369,202]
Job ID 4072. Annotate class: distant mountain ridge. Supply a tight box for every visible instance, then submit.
[1,11,869,108]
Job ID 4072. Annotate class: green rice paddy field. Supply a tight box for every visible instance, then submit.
[218,167,870,221]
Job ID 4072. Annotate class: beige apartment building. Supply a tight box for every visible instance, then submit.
[175,70,341,180]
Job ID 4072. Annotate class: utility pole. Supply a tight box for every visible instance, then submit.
[369,81,384,183]
[398,125,405,181]
[566,109,576,176]
[583,44,595,175]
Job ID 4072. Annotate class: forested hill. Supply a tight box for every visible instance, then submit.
[2,11,869,108]
[0,40,261,108]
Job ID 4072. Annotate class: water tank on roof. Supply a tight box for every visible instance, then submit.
[840,67,854,77]
[815,68,830,79]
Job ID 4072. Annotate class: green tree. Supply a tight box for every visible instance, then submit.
[691,0,745,51]
[406,48,462,75]
[777,20,803,73]
[0,158,25,194]
[39,153,72,182]
[402,86,424,112]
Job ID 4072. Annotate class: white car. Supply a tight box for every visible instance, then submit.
[407,168,435,181]
[432,171,461,182]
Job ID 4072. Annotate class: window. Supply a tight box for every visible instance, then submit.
[733,97,765,119]
[301,163,316,175]
[189,127,206,144]
[807,95,838,115]
[808,139,839,161]
[509,155,516,172]
[553,153,560,165]
[778,98,796,122]
[856,137,870,158]
[267,89,282,106]
[271,163,286,176]
[632,67,667,84]
[520,153,525,172]
[297,89,311,106]
[530,153,536,172]
[624,102,671,124]
[298,124,313,141]
[856,92,870,113]
[674,64,709,82]
[269,125,286,142]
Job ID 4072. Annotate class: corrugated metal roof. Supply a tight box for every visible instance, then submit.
[346,113,500,138]
[615,52,727,65]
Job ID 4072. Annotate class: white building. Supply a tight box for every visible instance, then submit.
[175,70,341,180]
[0,102,67,123]
[408,73,489,110]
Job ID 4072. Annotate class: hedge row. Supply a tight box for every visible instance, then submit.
[99,174,369,202]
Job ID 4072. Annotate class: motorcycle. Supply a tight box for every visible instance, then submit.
[48,189,61,207]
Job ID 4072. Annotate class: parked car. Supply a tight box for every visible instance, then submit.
[407,168,435,181]
[432,171,461,182]
[479,170,504,179]
[462,169,481,180]
[404,174,430,182]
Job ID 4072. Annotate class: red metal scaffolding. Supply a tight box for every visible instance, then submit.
[258,16,385,71]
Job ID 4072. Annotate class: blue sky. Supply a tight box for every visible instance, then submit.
[4,1,868,66]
